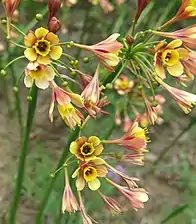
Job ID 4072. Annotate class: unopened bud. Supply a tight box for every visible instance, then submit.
[3,0,20,18]
[48,16,61,33]
[83,57,90,63]
[106,83,113,90]
[36,13,43,21]
[1,19,7,25]
[62,81,68,87]
[13,86,18,93]
[27,96,32,101]
[0,69,7,77]
[70,71,76,76]
[126,35,134,46]
[151,101,158,107]
[48,0,61,20]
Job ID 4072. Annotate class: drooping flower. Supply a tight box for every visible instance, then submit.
[24,62,55,89]
[135,0,150,22]
[121,153,144,166]
[74,34,123,71]
[72,158,108,191]
[154,75,196,113]
[24,27,62,65]
[153,40,190,79]
[62,168,79,214]
[98,191,122,215]
[152,25,196,49]
[103,119,149,152]
[70,136,103,161]
[49,81,84,128]
[81,65,110,119]
[114,75,134,95]
[107,178,149,210]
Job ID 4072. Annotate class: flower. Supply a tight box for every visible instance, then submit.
[98,191,122,215]
[153,40,190,79]
[74,34,123,71]
[135,0,150,22]
[24,62,55,89]
[24,27,62,65]
[121,153,144,166]
[107,179,148,210]
[72,158,108,191]
[154,75,196,113]
[114,75,134,95]
[70,136,103,161]
[104,119,149,152]
[3,0,20,18]
[81,65,110,119]
[62,168,78,213]
[49,81,84,124]
[152,25,196,49]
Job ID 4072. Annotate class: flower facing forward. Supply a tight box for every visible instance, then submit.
[72,158,108,191]
[104,119,149,152]
[153,40,190,79]
[49,81,84,128]
[74,34,123,71]
[114,75,134,95]
[62,168,78,214]
[24,62,55,89]
[154,75,196,113]
[24,27,62,64]
[70,136,103,161]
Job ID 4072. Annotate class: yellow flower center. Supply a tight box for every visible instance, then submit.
[189,0,196,7]
[34,38,51,57]
[58,103,75,119]
[29,66,45,80]
[161,50,179,66]
[119,80,129,90]
[80,143,95,156]
[83,166,97,182]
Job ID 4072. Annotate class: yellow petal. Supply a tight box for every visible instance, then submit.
[155,59,166,79]
[35,27,49,39]
[24,48,37,61]
[88,136,100,147]
[167,62,184,77]
[72,167,80,178]
[94,144,103,156]
[35,78,49,89]
[70,141,79,154]
[67,93,84,108]
[24,31,36,47]
[167,40,182,49]
[178,48,189,60]
[96,166,108,177]
[37,55,51,65]
[46,32,59,44]
[24,75,33,88]
[76,176,85,191]
[50,46,63,60]
[45,66,55,81]
[88,178,100,191]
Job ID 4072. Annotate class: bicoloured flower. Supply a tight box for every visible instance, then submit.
[81,65,110,119]
[153,40,190,79]
[103,119,149,152]
[24,27,62,65]
[121,153,144,166]
[135,0,150,22]
[74,34,123,71]
[24,62,55,89]
[154,75,196,113]
[107,178,148,210]
[72,158,108,191]
[49,81,84,127]
[152,25,196,49]
[114,75,134,95]
[70,136,103,161]
[98,191,122,215]
[162,0,196,27]
[62,168,79,214]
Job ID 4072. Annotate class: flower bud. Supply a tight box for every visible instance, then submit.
[48,16,61,33]
[48,0,61,20]
[13,86,18,93]
[0,69,7,77]
[36,13,43,21]
[126,35,134,46]
[3,0,20,18]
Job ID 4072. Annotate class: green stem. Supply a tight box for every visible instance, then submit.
[35,126,80,223]
[9,85,38,224]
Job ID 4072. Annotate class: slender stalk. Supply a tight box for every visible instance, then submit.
[9,85,38,224]
[35,126,80,223]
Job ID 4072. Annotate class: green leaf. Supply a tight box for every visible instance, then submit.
[161,204,189,223]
